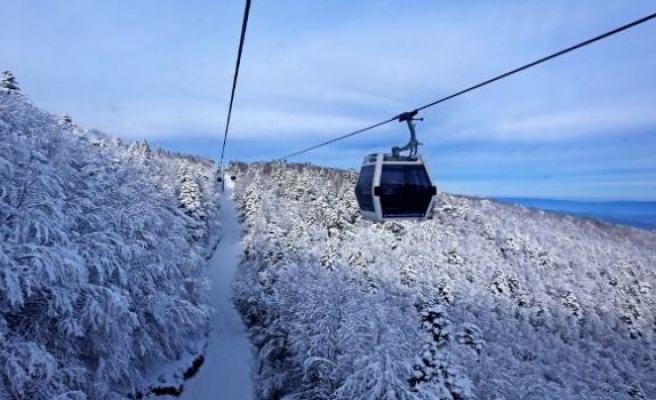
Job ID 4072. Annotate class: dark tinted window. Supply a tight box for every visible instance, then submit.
[379,165,433,218]
[355,165,375,212]
[380,165,431,187]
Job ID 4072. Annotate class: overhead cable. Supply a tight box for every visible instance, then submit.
[219,0,252,189]
[281,11,656,160]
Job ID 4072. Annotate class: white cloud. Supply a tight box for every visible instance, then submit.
[85,99,375,141]
[493,105,656,141]
[230,109,373,137]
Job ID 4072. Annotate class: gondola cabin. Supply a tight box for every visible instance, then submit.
[355,153,437,222]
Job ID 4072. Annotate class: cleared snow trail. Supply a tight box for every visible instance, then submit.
[180,179,254,400]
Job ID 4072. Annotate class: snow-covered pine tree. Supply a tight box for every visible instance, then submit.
[410,303,474,400]
[176,166,208,242]
[1,70,20,92]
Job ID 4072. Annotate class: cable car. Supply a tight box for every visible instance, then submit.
[355,111,437,222]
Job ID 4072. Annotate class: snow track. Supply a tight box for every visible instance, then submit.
[180,179,254,399]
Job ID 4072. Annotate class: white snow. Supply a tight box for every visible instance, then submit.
[1,91,219,399]
[180,177,255,400]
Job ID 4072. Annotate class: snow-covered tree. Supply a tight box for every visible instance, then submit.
[1,70,20,92]
[1,92,220,398]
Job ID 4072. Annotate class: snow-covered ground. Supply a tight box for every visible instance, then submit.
[180,178,255,399]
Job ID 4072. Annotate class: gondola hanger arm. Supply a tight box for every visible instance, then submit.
[392,111,424,158]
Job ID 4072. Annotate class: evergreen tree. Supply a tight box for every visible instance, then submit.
[1,70,20,92]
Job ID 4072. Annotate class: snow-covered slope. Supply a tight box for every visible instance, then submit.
[0,92,220,399]
[179,178,255,399]
[231,161,656,400]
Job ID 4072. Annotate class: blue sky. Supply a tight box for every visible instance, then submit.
[3,0,655,200]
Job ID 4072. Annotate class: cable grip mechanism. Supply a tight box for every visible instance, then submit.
[392,110,423,158]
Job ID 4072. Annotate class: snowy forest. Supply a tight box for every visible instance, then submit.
[1,89,221,399]
[2,81,656,399]
[230,161,656,400]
